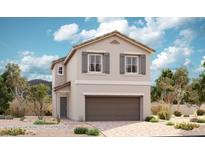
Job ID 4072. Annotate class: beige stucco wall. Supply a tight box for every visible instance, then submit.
[52,61,66,87]
[76,35,150,81]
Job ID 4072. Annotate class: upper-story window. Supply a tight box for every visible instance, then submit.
[125,56,139,73]
[58,66,63,75]
[88,54,102,73]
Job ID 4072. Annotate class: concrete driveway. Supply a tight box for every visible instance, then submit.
[88,119,205,137]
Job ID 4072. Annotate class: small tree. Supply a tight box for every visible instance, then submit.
[2,63,27,98]
[173,67,189,110]
[0,76,14,114]
[27,84,50,118]
[156,69,175,106]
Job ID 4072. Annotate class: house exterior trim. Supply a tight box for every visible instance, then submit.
[83,92,145,96]
[75,80,151,86]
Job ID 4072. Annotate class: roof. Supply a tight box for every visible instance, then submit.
[64,31,155,64]
[54,81,71,92]
[51,56,66,70]
[51,30,155,68]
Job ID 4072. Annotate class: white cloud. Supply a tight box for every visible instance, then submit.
[97,17,125,23]
[53,23,79,41]
[151,28,194,71]
[184,58,191,66]
[53,17,193,48]
[0,51,59,81]
[84,17,91,22]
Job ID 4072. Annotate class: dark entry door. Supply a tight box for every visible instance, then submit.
[60,97,67,117]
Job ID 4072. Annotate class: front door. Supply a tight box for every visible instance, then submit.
[60,97,67,117]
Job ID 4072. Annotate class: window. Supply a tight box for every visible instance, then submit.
[88,54,102,72]
[58,66,63,75]
[125,56,138,73]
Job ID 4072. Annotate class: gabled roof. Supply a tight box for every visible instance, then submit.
[51,30,155,69]
[51,56,66,69]
[54,81,71,92]
[63,30,155,65]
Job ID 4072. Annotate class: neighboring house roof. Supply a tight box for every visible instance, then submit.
[51,30,155,69]
[54,81,71,92]
[51,56,66,69]
[63,30,155,65]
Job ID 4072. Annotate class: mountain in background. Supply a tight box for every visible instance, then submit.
[28,79,52,95]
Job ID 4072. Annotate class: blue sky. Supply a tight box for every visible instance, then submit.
[0,17,205,83]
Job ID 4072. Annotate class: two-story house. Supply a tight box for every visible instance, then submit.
[51,31,154,121]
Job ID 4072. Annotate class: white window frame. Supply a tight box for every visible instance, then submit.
[125,55,139,74]
[57,65,64,75]
[87,54,103,73]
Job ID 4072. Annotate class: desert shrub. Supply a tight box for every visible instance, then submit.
[20,116,25,121]
[149,117,159,123]
[157,110,171,120]
[166,121,174,126]
[33,119,57,125]
[196,109,205,116]
[151,105,161,115]
[9,99,26,117]
[44,110,52,116]
[56,115,61,123]
[74,127,88,134]
[145,116,154,122]
[157,107,171,120]
[174,111,182,117]
[86,128,100,136]
[190,117,198,122]
[0,115,5,119]
[38,116,43,120]
[0,128,26,136]
[175,122,199,130]
[5,115,13,120]
[184,115,190,117]
[197,118,205,123]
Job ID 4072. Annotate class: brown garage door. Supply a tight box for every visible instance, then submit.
[85,96,141,121]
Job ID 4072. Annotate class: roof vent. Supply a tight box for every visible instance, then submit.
[110,40,120,44]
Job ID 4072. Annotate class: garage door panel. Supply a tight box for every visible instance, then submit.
[86,96,141,121]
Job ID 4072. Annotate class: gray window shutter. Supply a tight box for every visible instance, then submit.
[139,54,146,75]
[103,53,110,74]
[120,54,125,74]
[82,52,88,73]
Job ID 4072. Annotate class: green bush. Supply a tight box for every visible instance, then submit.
[86,128,100,136]
[74,127,88,134]
[0,128,26,136]
[175,122,199,130]
[166,121,174,126]
[190,118,198,122]
[157,109,171,120]
[33,119,57,125]
[196,109,205,116]
[44,110,52,116]
[149,117,159,123]
[184,115,190,117]
[174,111,182,117]
[145,116,154,122]
[197,118,205,123]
